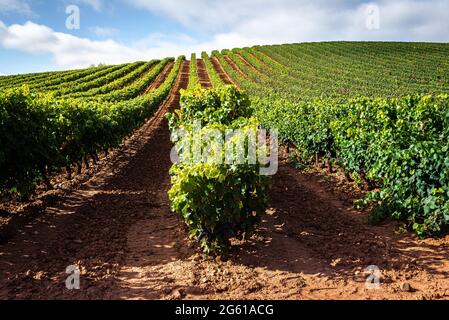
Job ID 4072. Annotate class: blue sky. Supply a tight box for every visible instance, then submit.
[1,0,448,75]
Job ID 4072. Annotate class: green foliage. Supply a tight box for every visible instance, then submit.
[168,127,270,254]
[0,56,185,197]
[95,58,174,102]
[0,65,107,90]
[168,85,253,130]
[52,62,144,96]
[201,52,225,88]
[42,64,125,92]
[167,86,270,254]
[187,54,199,90]
[253,42,449,100]
[69,60,159,98]
[3,42,449,239]
[0,88,60,195]
[211,43,449,237]
[253,94,449,237]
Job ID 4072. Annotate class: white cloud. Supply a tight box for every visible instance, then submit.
[0,21,139,68]
[77,0,103,12]
[1,0,449,71]
[126,0,449,43]
[90,26,118,37]
[0,20,281,69]
[133,31,264,59]
[0,0,34,16]
[0,20,222,68]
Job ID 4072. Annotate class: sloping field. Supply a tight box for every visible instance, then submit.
[0,42,448,300]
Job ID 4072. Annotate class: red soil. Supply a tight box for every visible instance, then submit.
[211,57,234,86]
[143,62,174,94]
[196,59,213,89]
[0,60,448,300]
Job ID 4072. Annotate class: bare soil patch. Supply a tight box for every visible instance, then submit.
[197,59,213,89]
[211,57,235,86]
[224,56,248,80]
[143,62,174,94]
[1,60,448,300]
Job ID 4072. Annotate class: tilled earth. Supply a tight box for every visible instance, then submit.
[1,60,449,300]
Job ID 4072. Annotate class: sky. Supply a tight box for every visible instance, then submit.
[0,0,448,75]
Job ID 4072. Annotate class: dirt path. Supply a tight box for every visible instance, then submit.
[224,55,248,80]
[0,60,189,299]
[246,51,273,70]
[237,54,266,77]
[0,59,448,300]
[254,49,287,68]
[143,62,174,94]
[211,57,235,86]
[107,153,449,300]
[197,59,213,89]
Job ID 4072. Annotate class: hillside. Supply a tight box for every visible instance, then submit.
[2,42,449,99]
[1,42,449,300]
